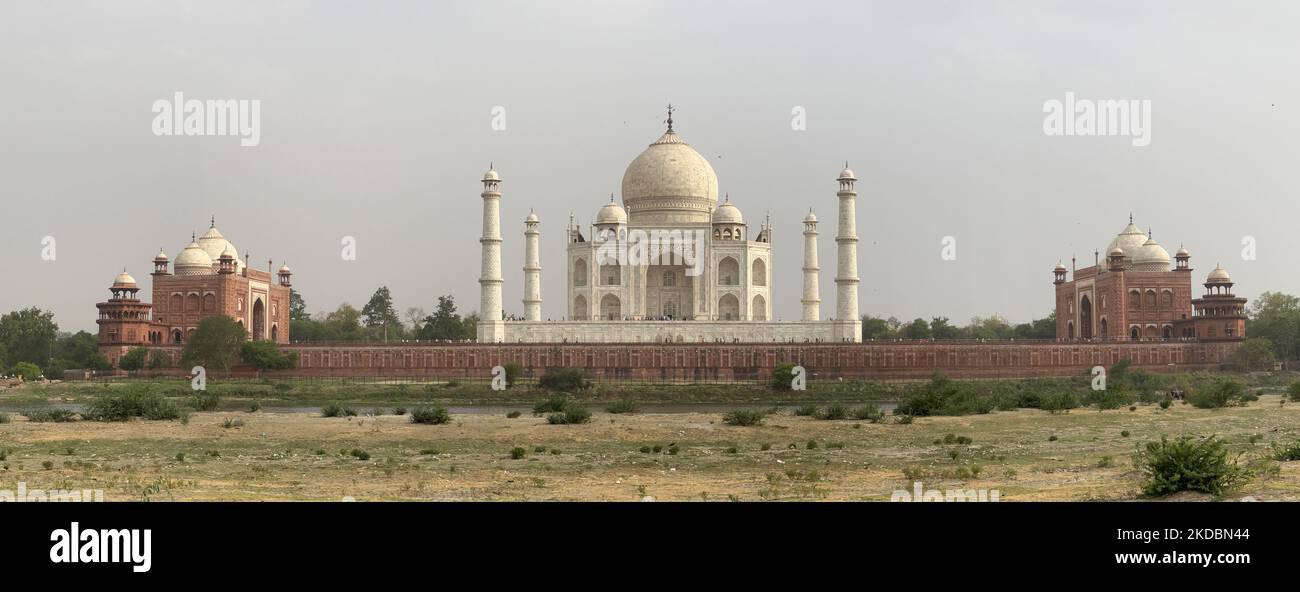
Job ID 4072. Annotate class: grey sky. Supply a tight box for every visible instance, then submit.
[2,0,1297,333]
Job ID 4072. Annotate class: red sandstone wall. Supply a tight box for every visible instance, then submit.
[125,341,1240,382]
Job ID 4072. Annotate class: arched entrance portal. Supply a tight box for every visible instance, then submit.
[252,298,265,340]
[1079,295,1093,339]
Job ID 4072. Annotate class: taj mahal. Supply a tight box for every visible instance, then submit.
[476,108,863,343]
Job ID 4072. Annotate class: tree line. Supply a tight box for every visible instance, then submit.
[289,287,478,342]
[861,312,1057,341]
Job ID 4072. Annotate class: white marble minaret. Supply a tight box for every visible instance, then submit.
[523,211,541,321]
[835,165,861,341]
[477,165,505,342]
[801,209,820,321]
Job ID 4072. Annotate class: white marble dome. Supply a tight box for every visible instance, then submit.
[1106,221,1149,263]
[595,198,628,226]
[1132,237,1171,271]
[1207,266,1232,284]
[620,129,718,226]
[197,226,243,272]
[174,241,214,275]
[712,196,744,225]
[112,270,137,287]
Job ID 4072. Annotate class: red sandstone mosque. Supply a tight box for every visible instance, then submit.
[95,219,293,367]
[1052,217,1246,342]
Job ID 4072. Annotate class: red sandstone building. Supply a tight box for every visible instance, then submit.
[1053,218,1246,342]
[96,220,293,366]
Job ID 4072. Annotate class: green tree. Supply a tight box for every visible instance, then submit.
[1228,337,1276,371]
[861,315,896,340]
[930,317,958,339]
[181,316,248,371]
[148,350,171,370]
[86,354,113,373]
[289,290,309,321]
[420,296,470,341]
[0,307,59,368]
[53,331,99,367]
[902,318,931,339]
[361,286,400,327]
[8,361,42,380]
[1246,292,1300,360]
[325,303,366,341]
[240,341,299,375]
[118,346,149,374]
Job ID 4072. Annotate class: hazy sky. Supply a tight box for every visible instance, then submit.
[2,0,1297,333]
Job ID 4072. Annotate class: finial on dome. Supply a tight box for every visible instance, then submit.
[1129,212,1133,224]
[665,103,675,132]
[210,215,215,228]
[191,230,196,242]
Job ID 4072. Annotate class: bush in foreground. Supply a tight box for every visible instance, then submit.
[23,408,79,423]
[1187,380,1252,409]
[1135,435,1249,497]
[321,403,357,418]
[605,400,638,414]
[722,409,768,427]
[410,406,451,425]
[547,406,591,425]
[85,390,185,421]
[537,367,589,391]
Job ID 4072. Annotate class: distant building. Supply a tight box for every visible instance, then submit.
[95,220,292,366]
[1053,217,1245,341]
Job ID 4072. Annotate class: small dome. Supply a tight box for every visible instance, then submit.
[1132,237,1171,270]
[712,196,744,225]
[1054,262,1067,272]
[219,246,236,260]
[838,165,857,180]
[483,169,499,182]
[154,249,168,261]
[1206,266,1232,284]
[595,197,627,225]
[526,212,539,223]
[1108,246,1125,258]
[279,264,292,274]
[174,241,214,275]
[803,210,817,223]
[1176,246,1190,258]
[112,270,137,287]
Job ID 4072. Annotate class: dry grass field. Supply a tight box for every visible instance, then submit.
[2,392,1297,501]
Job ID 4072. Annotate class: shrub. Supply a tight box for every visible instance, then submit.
[510,447,527,460]
[1187,380,1250,409]
[1039,391,1078,414]
[770,363,797,391]
[1288,381,1300,403]
[43,460,54,470]
[1048,435,1058,442]
[546,406,591,425]
[849,405,884,422]
[0,413,10,424]
[1087,388,1131,411]
[1098,456,1115,468]
[605,400,638,414]
[794,405,818,417]
[272,382,294,393]
[9,362,43,381]
[806,440,818,450]
[725,447,738,454]
[1272,441,1300,462]
[1159,398,1172,410]
[192,391,221,412]
[321,403,357,418]
[667,445,679,455]
[175,452,186,462]
[761,443,772,451]
[393,407,407,416]
[639,446,652,454]
[533,395,570,415]
[1135,436,1248,497]
[506,411,522,419]
[817,405,848,420]
[1121,430,1131,438]
[222,418,244,429]
[722,409,768,426]
[503,362,523,388]
[410,406,451,425]
[419,448,440,455]
[24,408,78,423]
[247,402,261,413]
[349,449,370,461]
[537,367,589,391]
